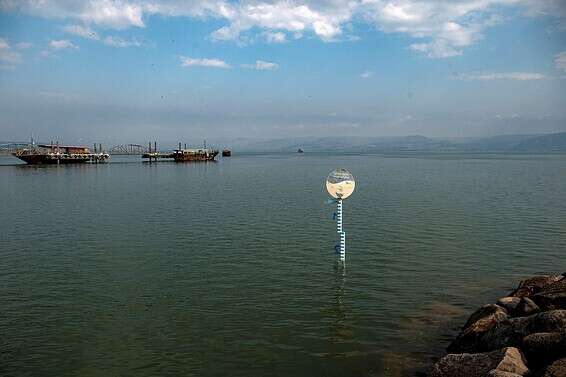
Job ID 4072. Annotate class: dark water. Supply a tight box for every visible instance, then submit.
[1,153,565,377]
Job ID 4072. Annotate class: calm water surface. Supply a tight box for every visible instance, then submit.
[1,153,565,377]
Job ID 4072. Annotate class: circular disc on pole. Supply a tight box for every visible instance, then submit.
[326,169,355,200]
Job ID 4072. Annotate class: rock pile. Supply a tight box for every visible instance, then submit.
[429,273,566,377]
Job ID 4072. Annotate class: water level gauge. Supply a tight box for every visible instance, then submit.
[326,168,355,200]
[325,168,355,264]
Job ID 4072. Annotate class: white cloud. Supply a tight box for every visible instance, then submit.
[2,0,142,28]
[2,0,215,29]
[180,57,231,69]
[410,40,463,58]
[49,39,78,50]
[210,26,238,41]
[255,60,278,70]
[381,2,422,22]
[4,1,354,42]
[263,31,286,44]
[103,36,141,47]
[63,24,99,40]
[555,52,566,72]
[63,24,142,48]
[83,1,145,29]
[454,72,549,81]
[0,37,22,67]
[521,0,566,30]
[363,1,500,58]
[209,2,354,42]
[360,70,374,79]
[3,1,566,57]
[41,39,78,58]
[242,60,279,70]
[15,42,32,49]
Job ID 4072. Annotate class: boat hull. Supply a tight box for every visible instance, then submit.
[13,154,88,164]
[12,153,109,165]
[172,150,219,162]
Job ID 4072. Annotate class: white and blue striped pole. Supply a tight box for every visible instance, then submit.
[336,199,346,262]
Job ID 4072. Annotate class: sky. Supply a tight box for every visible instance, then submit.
[0,0,565,144]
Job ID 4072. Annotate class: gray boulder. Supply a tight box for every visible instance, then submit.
[523,331,566,367]
[535,357,566,377]
[447,304,508,353]
[511,275,563,298]
[498,297,522,313]
[429,347,529,377]
[498,296,540,317]
[480,310,566,352]
[533,279,566,311]
[514,297,540,317]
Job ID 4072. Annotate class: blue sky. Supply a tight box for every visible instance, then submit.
[0,1,565,144]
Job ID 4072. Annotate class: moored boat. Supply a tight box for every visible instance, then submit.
[171,148,219,162]
[12,144,109,165]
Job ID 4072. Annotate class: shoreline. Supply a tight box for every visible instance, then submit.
[428,273,566,376]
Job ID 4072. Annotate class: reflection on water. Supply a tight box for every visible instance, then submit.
[330,263,348,345]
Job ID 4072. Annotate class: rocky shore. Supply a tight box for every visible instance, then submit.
[429,273,566,377]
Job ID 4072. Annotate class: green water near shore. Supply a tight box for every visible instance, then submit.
[1,153,565,376]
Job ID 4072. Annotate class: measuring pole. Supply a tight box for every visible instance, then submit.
[336,198,346,262]
[326,168,355,265]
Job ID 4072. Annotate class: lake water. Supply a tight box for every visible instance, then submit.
[1,153,565,377]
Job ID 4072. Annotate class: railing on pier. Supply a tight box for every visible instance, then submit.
[108,144,148,155]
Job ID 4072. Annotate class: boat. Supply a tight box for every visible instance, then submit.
[12,143,109,165]
[222,149,232,157]
[171,148,219,162]
[297,148,304,153]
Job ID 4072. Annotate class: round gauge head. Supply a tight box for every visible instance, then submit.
[326,168,355,199]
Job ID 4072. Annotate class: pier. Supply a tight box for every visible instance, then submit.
[141,142,219,162]
[140,141,178,162]
[141,152,176,160]
[1,140,226,164]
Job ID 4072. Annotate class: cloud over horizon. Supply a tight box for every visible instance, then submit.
[48,39,78,50]
[360,70,375,79]
[556,52,566,72]
[180,57,231,69]
[62,24,143,48]
[242,60,279,70]
[0,38,22,67]
[453,72,550,81]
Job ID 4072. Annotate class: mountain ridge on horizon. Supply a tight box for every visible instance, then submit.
[234,131,566,153]
[2,132,566,153]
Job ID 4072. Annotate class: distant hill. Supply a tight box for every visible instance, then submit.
[454,133,566,152]
[3,133,566,154]
[242,135,454,152]
[239,132,566,153]
[455,134,542,151]
[513,132,566,151]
